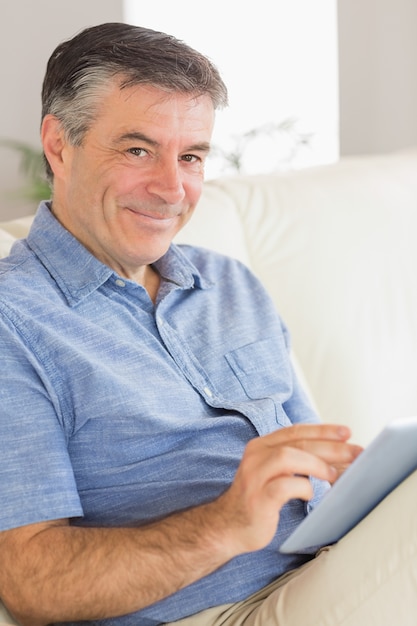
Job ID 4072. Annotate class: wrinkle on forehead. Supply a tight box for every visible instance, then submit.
[96,83,214,131]
[118,81,211,111]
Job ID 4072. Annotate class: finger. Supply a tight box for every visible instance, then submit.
[264,423,353,447]
[331,444,364,481]
[330,463,351,482]
[293,440,363,465]
[266,474,316,506]
[241,441,338,489]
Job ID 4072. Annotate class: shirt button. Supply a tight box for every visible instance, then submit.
[203,386,213,397]
[115,279,126,288]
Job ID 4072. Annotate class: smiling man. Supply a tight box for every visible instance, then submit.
[43,83,213,294]
[0,22,416,626]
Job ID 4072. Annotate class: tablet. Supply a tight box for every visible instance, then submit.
[279,416,417,554]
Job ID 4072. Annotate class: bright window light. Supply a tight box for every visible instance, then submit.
[123,1,339,178]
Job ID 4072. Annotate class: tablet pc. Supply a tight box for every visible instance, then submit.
[279,416,417,554]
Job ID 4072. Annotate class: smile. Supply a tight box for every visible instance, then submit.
[125,207,180,223]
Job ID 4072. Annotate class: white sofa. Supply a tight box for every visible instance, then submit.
[1,148,417,623]
[1,148,417,450]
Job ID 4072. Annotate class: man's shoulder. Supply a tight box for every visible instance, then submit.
[0,237,40,274]
[0,240,53,316]
[0,240,33,281]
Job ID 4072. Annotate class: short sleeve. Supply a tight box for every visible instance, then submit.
[0,315,83,530]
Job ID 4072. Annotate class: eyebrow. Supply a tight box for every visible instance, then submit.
[118,132,159,147]
[117,132,212,154]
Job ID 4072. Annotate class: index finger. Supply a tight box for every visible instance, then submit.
[265,423,352,447]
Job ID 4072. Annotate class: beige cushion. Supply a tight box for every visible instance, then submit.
[176,180,251,266]
[0,215,34,239]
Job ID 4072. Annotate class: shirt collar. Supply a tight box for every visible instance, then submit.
[27,202,213,306]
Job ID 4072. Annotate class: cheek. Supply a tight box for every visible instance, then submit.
[185,175,204,205]
[66,156,107,207]
[110,167,152,199]
[95,170,142,211]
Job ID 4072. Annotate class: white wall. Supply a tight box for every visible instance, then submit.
[0,0,123,220]
[338,0,417,155]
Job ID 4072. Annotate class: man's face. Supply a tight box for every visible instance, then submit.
[44,83,215,281]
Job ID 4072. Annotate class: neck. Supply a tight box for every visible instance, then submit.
[142,265,161,304]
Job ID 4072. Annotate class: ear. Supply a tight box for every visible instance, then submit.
[41,114,71,180]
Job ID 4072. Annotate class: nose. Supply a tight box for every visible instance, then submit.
[146,159,186,205]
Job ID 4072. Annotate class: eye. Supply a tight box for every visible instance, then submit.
[127,147,147,157]
[180,154,200,163]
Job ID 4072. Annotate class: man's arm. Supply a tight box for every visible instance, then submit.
[0,507,235,625]
[0,424,361,625]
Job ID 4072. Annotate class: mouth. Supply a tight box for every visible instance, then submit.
[125,206,180,223]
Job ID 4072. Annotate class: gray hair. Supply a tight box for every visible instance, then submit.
[41,22,228,182]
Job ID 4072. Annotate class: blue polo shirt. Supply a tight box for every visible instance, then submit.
[0,203,328,625]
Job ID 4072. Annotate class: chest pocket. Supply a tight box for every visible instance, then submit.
[224,337,292,404]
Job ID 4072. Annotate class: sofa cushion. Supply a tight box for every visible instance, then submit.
[175,180,251,266]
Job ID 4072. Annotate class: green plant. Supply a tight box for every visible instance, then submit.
[0,139,50,202]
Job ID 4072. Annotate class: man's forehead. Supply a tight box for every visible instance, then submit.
[94,81,213,121]
[91,83,214,140]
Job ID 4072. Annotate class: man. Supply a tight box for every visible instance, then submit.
[0,22,415,626]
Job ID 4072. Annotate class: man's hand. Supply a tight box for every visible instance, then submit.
[216,423,363,555]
